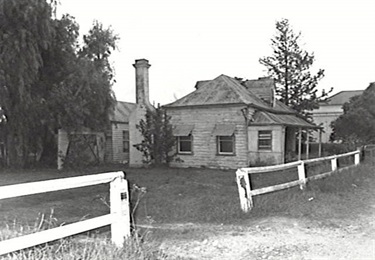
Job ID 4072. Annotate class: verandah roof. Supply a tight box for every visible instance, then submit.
[251,111,320,129]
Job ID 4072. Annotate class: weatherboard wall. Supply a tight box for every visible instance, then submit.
[111,122,129,163]
[247,125,285,165]
[166,105,248,169]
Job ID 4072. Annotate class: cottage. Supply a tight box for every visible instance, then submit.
[311,90,363,143]
[164,75,319,169]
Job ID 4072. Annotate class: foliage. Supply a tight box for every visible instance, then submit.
[135,107,176,166]
[60,134,101,169]
[0,1,118,167]
[330,83,375,147]
[259,18,331,120]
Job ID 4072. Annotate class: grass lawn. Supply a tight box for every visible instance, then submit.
[0,160,373,228]
[0,161,374,259]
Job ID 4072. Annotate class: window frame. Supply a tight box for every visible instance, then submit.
[258,130,272,151]
[217,135,235,155]
[122,130,130,153]
[177,135,193,155]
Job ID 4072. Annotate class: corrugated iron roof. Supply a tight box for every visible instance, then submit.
[273,100,296,113]
[165,75,270,109]
[165,74,318,129]
[323,90,364,105]
[109,101,137,123]
[252,111,319,129]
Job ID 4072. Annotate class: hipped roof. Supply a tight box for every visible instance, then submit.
[165,75,270,109]
[165,74,317,129]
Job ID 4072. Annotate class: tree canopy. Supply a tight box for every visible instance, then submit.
[259,18,331,120]
[0,0,118,167]
[330,83,375,147]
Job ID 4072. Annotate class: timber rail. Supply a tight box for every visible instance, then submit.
[236,150,361,212]
[0,171,130,256]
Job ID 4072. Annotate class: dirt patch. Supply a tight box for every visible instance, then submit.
[158,211,375,259]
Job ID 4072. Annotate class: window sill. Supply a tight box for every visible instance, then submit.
[257,149,273,152]
[177,152,194,155]
[216,153,236,156]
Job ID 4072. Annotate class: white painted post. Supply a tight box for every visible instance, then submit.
[318,129,322,157]
[306,131,310,160]
[236,169,253,212]
[110,176,131,247]
[354,151,360,165]
[331,157,338,171]
[297,161,306,190]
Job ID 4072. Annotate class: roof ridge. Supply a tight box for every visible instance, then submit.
[329,90,364,98]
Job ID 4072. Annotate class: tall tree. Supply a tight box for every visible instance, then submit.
[330,83,375,148]
[0,0,55,166]
[0,1,118,167]
[49,19,118,132]
[259,18,331,120]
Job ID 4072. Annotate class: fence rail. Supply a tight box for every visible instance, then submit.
[0,171,130,256]
[236,150,361,212]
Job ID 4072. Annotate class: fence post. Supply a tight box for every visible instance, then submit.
[236,169,253,212]
[110,176,131,247]
[297,161,306,190]
[331,157,338,171]
[354,151,360,165]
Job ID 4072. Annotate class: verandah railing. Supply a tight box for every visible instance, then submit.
[0,171,130,256]
[236,150,361,212]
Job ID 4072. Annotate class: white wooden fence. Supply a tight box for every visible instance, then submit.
[236,150,361,212]
[0,171,131,256]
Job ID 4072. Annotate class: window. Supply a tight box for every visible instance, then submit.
[177,135,193,154]
[258,130,272,150]
[123,130,129,153]
[217,135,235,155]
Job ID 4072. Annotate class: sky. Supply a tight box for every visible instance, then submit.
[58,0,375,105]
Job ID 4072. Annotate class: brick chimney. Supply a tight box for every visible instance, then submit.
[133,59,152,109]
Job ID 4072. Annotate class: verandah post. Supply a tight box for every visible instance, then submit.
[297,161,306,190]
[318,129,322,157]
[110,175,131,247]
[306,130,310,160]
[298,128,302,160]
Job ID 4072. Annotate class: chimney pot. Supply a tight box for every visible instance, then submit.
[133,59,152,109]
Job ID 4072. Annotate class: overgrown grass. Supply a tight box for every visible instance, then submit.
[0,204,170,260]
[0,161,374,259]
[1,232,169,260]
